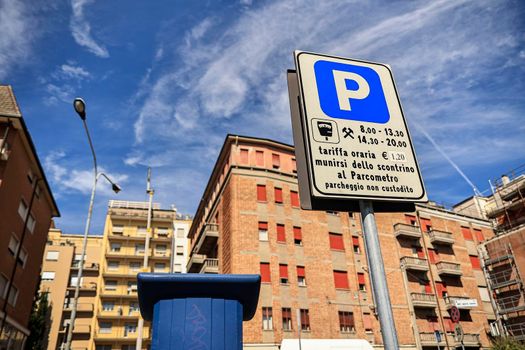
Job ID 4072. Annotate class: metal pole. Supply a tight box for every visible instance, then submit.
[136,168,154,350]
[359,200,399,350]
[296,309,302,350]
[64,119,98,350]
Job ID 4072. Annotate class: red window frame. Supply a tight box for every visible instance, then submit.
[290,191,300,207]
[293,226,302,245]
[279,264,289,283]
[329,233,345,251]
[469,255,481,270]
[257,184,267,202]
[277,224,286,243]
[274,187,283,203]
[260,263,271,283]
[474,229,484,242]
[462,227,473,241]
[334,270,349,289]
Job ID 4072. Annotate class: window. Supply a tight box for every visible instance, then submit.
[18,249,27,266]
[277,224,286,243]
[469,255,481,270]
[8,236,18,255]
[257,184,267,202]
[478,286,490,302]
[127,281,137,294]
[405,214,417,226]
[157,227,169,236]
[274,187,283,203]
[129,302,139,315]
[46,251,59,261]
[108,261,119,270]
[18,200,27,220]
[292,158,297,173]
[327,211,339,216]
[329,233,344,250]
[156,245,167,254]
[272,153,280,169]
[102,301,114,311]
[176,228,186,238]
[352,236,360,254]
[112,224,124,234]
[96,345,112,350]
[428,249,438,264]
[279,264,289,284]
[130,262,141,271]
[260,263,271,283]
[474,229,484,242]
[461,227,473,241]
[0,275,7,299]
[334,271,349,289]
[124,323,137,336]
[240,149,249,164]
[358,273,366,291]
[436,281,447,297]
[27,214,36,233]
[262,307,273,330]
[293,227,302,245]
[7,285,18,306]
[173,264,182,273]
[154,263,166,272]
[297,266,306,286]
[99,322,112,334]
[137,226,147,235]
[282,308,292,331]
[339,311,355,332]
[300,309,310,331]
[70,277,83,287]
[110,243,121,252]
[105,280,117,291]
[135,244,145,254]
[290,191,299,207]
[256,150,264,166]
[258,222,268,241]
[363,313,373,331]
[420,218,432,232]
[42,272,55,281]
[176,246,184,256]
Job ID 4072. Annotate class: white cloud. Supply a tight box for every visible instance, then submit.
[60,63,91,80]
[70,0,109,58]
[44,151,128,196]
[0,0,33,79]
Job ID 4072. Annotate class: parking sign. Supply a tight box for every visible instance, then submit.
[290,51,427,210]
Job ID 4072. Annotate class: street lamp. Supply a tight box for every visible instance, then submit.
[64,98,122,350]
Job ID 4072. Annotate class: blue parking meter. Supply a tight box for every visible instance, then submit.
[137,274,261,350]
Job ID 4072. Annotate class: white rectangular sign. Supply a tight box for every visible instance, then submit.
[454,299,478,308]
[293,51,427,203]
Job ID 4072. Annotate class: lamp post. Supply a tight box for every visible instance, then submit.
[63,98,121,350]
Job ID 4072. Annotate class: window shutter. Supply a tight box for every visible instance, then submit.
[474,229,484,242]
[462,227,473,240]
[420,218,432,232]
[279,264,289,278]
[260,263,271,282]
[352,236,359,246]
[293,227,302,240]
[240,149,249,164]
[259,222,268,230]
[290,191,299,207]
[272,153,280,168]
[334,271,349,289]
[274,188,283,203]
[297,266,305,277]
[424,281,432,294]
[416,247,425,259]
[256,150,264,166]
[469,255,481,269]
[277,224,286,242]
[363,313,372,330]
[329,233,345,250]
[358,273,365,285]
[257,185,267,201]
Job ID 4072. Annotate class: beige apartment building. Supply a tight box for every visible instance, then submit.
[42,200,192,350]
[188,134,496,349]
[40,228,102,350]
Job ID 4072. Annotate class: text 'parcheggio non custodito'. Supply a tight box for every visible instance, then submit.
[316,146,416,194]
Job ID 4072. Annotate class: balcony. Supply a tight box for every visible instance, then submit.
[444,296,478,310]
[63,303,94,313]
[507,323,525,341]
[95,328,150,341]
[97,308,140,319]
[436,261,462,276]
[420,332,445,346]
[59,324,91,334]
[410,292,437,308]
[71,262,100,272]
[428,229,454,245]
[489,268,522,290]
[67,283,97,292]
[448,333,480,346]
[200,258,219,274]
[194,223,219,255]
[393,223,421,239]
[496,294,525,314]
[187,253,206,273]
[400,256,429,271]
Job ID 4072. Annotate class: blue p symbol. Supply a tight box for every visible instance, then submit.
[314,60,390,123]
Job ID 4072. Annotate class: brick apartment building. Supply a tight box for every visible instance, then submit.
[455,166,525,342]
[0,85,60,349]
[187,134,496,350]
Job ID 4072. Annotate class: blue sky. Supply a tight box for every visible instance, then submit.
[1,0,524,234]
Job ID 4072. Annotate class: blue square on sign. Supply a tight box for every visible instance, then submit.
[314,60,390,123]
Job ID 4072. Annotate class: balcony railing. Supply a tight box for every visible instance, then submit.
[71,262,99,271]
[400,256,429,271]
[410,292,437,308]
[436,261,462,276]
[194,223,219,255]
[67,283,97,291]
[448,333,480,346]
[420,332,445,345]
[393,223,421,239]
[506,323,525,341]
[428,229,454,245]
[488,268,521,289]
[59,324,91,334]
[496,293,525,314]
[200,258,219,274]
[63,303,94,312]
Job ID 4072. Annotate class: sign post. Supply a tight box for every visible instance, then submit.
[288,51,428,350]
